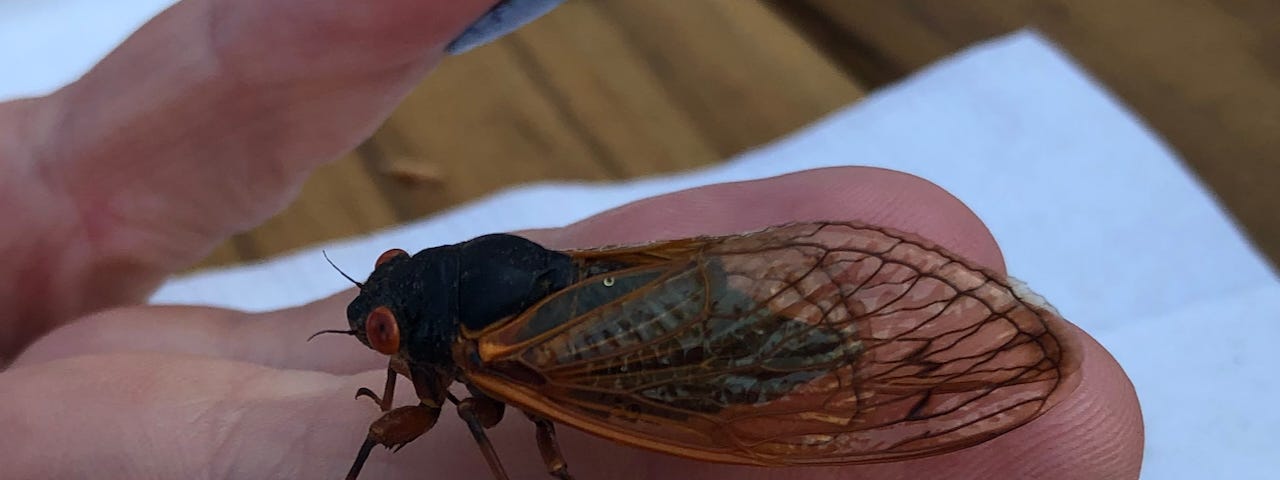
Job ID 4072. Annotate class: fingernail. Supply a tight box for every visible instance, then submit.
[446,0,566,54]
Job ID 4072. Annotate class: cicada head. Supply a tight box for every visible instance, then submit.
[343,245,462,365]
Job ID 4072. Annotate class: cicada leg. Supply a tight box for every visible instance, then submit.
[452,391,575,480]
[345,403,441,480]
[354,364,397,411]
[456,394,511,480]
[529,414,574,480]
[345,360,443,480]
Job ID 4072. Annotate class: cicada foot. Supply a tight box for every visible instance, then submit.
[354,387,384,409]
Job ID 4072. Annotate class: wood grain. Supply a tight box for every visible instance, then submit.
[196,0,862,269]
[772,0,1280,267]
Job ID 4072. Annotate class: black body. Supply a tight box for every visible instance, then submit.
[345,234,577,366]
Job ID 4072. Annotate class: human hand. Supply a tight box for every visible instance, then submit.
[3,167,1144,479]
[0,0,1143,477]
[0,0,501,359]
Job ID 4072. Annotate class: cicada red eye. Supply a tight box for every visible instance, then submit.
[376,248,408,268]
[365,306,400,355]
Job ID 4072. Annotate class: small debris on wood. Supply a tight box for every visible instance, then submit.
[381,158,446,187]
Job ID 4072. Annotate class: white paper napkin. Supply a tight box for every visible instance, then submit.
[4,4,1276,476]
[0,0,178,100]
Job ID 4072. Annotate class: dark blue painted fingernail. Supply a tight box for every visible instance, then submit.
[446,0,566,54]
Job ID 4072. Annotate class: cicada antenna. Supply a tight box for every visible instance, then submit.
[323,250,364,289]
[307,329,357,342]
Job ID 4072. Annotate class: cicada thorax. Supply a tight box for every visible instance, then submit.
[461,222,1081,466]
[346,233,580,369]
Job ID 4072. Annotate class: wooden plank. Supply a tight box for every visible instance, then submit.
[591,0,866,156]
[774,0,1280,267]
[195,242,244,270]
[491,3,724,176]
[195,0,864,269]
[357,34,625,223]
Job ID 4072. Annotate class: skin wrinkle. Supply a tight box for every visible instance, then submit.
[225,310,272,367]
[290,396,340,479]
[24,7,232,341]
[207,1,436,205]
[0,100,79,358]
[184,386,238,479]
[208,370,271,479]
[1065,334,1143,478]
[206,0,265,91]
[56,16,221,235]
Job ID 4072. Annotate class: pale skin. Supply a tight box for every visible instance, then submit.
[0,0,1144,478]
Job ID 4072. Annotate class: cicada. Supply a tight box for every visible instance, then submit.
[316,221,1082,479]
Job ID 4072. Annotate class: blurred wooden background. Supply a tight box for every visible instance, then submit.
[197,0,1279,270]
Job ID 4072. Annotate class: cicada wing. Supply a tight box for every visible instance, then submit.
[464,222,1081,465]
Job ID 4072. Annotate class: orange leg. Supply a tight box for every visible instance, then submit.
[345,361,444,480]
[531,415,574,480]
[345,403,441,480]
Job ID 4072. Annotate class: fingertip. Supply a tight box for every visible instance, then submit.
[1017,329,1145,479]
[931,330,1144,480]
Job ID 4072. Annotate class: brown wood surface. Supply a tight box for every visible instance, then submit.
[198,0,1279,270]
[197,0,862,268]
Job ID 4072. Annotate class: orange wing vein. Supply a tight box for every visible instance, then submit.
[462,221,1082,466]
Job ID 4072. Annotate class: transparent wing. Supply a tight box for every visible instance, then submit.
[463,222,1081,465]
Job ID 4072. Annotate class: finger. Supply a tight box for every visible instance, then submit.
[0,352,661,479]
[0,353,495,478]
[12,293,375,375]
[17,167,997,374]
[10,167,1143,478]
[0,342,1139,480]
[0,0,500,356]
